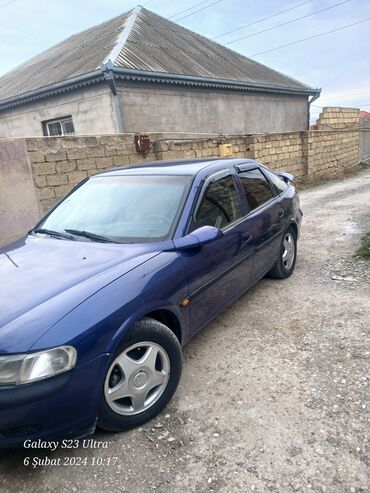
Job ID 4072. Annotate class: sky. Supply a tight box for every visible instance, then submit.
[0,0,369,121]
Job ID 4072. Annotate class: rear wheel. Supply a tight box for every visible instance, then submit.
[98,318,182,432]
[268,227,297,279]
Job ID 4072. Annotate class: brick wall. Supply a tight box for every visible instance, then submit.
[317,107,359,130]
[26,133,253,212]
[13,106,360,214]
[245,132,308,181]
[307,129,359,180]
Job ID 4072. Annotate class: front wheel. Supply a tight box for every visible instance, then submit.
[268,227,297,279]
[98,318,182,432]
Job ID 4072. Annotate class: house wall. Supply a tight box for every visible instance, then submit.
[0,85,116,138]
[117,84,309,134]
[0,83,309,138]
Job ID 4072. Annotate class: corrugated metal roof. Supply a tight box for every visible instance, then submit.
[116,8,310,91]
[0,11,132,101]
[0,6,313,103]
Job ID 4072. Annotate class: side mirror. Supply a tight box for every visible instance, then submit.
[276,171,294,183]
[173,226,224,251]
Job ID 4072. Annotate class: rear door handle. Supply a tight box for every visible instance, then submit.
[278,209,285,219]
[241,232,253,243]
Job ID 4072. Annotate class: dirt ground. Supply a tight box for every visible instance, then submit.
[0,169,369,493]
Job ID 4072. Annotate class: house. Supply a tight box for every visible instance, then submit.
[0,6,320,137]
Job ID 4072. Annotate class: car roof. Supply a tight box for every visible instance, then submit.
[95,158,258,177]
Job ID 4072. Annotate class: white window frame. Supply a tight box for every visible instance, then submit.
[42,116,75,136]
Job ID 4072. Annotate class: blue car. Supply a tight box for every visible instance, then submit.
[0,158,302,447]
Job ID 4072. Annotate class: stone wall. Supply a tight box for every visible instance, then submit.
[0,107,361,245]
[26,127,359,214]
[26,132,313,213]
[245,132,308,181]
[307,129,359,180]
[316,107,359,130]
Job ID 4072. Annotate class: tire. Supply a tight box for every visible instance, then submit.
[268,226,297,279]
[98,318,182,432]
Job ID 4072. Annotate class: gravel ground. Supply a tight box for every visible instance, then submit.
[0,169,369,493]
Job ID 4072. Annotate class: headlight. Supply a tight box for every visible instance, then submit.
[0,346,77,386]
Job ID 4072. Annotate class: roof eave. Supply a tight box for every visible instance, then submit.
[0,67,319,112]
[112,67,319,96]
[0,70,104,112]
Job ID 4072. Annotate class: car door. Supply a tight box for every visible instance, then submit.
[235,165,286,279]
[179,170,255,335]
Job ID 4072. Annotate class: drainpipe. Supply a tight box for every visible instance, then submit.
[307,89,321,129]
[100,60,124,133]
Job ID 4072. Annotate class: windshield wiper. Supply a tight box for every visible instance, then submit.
[64,229,119,243]
[31,228,75,240]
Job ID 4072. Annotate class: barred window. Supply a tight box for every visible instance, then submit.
[42,116,75,136]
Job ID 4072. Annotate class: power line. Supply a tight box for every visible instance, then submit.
[175,0,225,22]
[213,0,314,40]
[319,89,370,102]
[168,0,214,19]
[322,53,368,88]
[224,0,352,46]
[313,102,370,108]
[251,16,370,57]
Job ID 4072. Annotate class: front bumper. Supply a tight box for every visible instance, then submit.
[0,353,109,448]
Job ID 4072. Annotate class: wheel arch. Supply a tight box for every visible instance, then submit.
[143,309,183,345]
[289,220,298,238]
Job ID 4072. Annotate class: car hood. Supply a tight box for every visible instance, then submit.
[0,236,163,353]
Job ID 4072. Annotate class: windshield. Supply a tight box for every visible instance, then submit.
[38,174,192,243]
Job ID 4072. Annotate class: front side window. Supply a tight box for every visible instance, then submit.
[239,168,274,211]
[42,116,75,136]
[39,175,192,242]
[190,175,241,231]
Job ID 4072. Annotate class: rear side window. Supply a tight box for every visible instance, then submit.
[261,167,288,195]
[190,176,241,231]
[239,168,274,211]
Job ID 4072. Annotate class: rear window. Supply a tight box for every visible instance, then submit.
[261,167,288,195]
[238,168,274,211]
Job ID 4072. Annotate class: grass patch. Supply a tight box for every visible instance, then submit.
[355,233,370,259]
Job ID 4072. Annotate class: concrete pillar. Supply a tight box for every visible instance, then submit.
[0,139,41,246]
